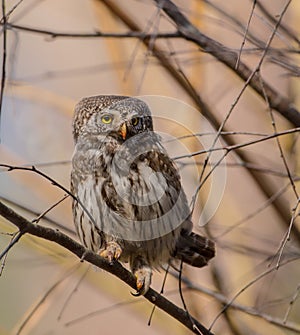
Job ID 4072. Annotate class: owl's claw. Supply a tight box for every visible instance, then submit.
[132,267,152,296]
[99,241,122,264]
[131,290,142,297]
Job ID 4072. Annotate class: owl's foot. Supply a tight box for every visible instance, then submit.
[99,241,122,264]
[130,256,152,296]
[132,266,152,296]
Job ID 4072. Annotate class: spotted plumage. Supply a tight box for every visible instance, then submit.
[71,95,215,294]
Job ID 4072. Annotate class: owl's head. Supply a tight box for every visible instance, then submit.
[73,95,153,143]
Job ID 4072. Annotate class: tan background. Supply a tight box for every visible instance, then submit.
[1,1,300,334]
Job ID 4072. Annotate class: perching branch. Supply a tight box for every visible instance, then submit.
[0,200,214,335]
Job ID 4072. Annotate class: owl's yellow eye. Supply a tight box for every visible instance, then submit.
[101,114,113,124]
[131,117,140,126]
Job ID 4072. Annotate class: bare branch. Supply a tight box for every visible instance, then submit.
[0,230,23,261]
[15,264,80,335]
[154,0,300,126]
[32,194,69,224]
[3,22,180,39]
[174,273,300,333]
[209,256,300,330]
[173,127,300,160]
[0,200,214,335]
[0,0,7,140]
[0,164,98,228]
[99,2,299,240]
[284,283,300,324]
[0,195,76,236]
[235,0,257,69]
[256,0,300,45]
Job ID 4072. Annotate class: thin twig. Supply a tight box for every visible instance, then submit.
[57,265,90,321]
[0,245,8,276]
[170,270,300,333]
[235,0,257,69]
[137,4,163,93]
[209,256,300,330]
[173,127,300,160]
[0,230,23,261]
[284,283,300,324]
[0,164,97,228]
[188,0,291,212]
[2,22,180,39]
[0,0,24,23]
[215,182,291,239]
[0,230,20,276]
[178,261,203,334]
[15,264,80,335]
[154,0,300,126]
[259,74,299,199]
[178,160,298,179]
[258,69,300,266]
[256,0,300,45]
[32,194,69,224]
[65,299,144,327]
[100,0,300,241]
[276,198,300,268]
[0,0,7,141]
[0,196,76,236]
[148,264,170,326]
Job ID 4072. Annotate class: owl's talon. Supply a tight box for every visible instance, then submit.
[99,241,122,263]
[130,290,142,297]
[114,249,122,260]
[132,267,152,296]
[136,279,144,291]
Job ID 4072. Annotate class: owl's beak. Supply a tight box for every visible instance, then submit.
[119,123,127,140]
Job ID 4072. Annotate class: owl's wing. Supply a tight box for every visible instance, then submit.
[100,147,192,241]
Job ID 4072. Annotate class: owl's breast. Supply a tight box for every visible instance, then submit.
[72,142,191,255]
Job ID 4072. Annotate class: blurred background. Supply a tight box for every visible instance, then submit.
[1,1,300,334]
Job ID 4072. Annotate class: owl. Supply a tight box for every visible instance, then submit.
[71,95,215,295]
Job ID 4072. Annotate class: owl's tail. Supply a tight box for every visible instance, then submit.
[174,231,215,268]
